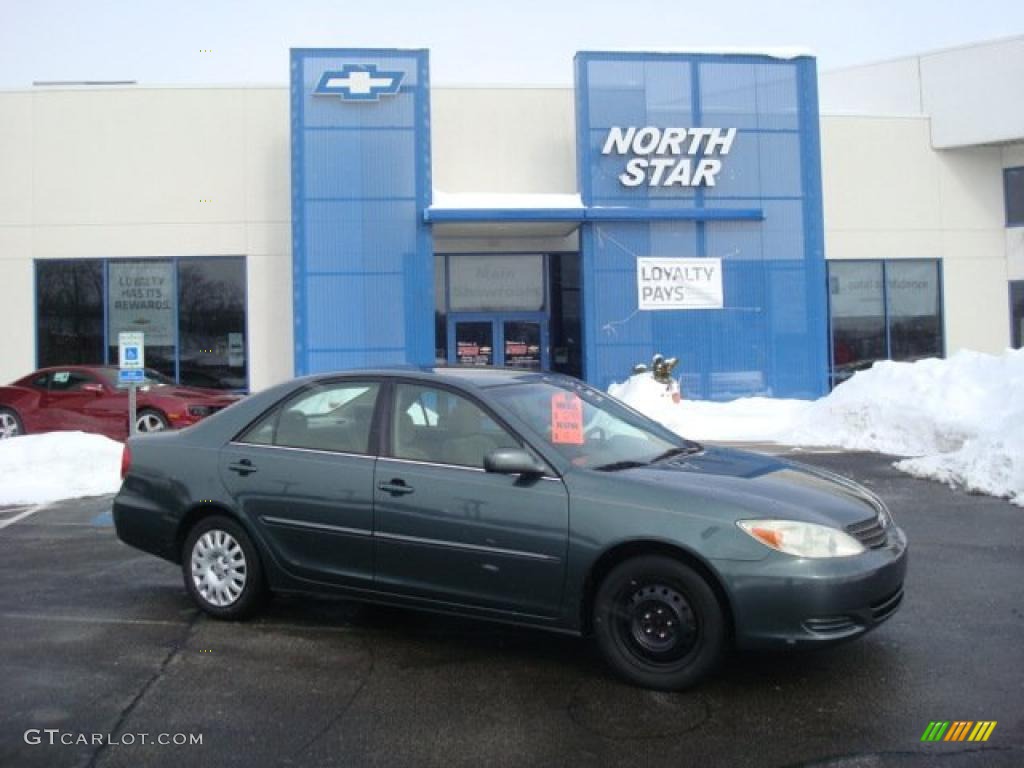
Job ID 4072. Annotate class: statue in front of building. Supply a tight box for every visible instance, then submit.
[632,353,683,402]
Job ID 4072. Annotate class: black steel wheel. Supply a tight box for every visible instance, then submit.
[593,555,726,690]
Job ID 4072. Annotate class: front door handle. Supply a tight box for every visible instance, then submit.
[228,459,257,476]
[378,479,414,496]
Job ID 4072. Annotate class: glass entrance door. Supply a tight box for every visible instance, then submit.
[452,320,494,366]
[448,314,548,369]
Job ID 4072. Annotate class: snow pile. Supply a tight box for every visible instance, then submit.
[0,432,123,505]
[609,349,1024,506]
[610,374,807,443]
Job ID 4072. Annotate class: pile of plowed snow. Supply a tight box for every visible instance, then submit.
[0,431,123,505]
[609,349,1024,507]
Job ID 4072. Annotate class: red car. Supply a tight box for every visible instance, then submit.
[0,365,242,441]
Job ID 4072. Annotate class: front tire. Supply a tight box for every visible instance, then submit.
[183,515,265,619]
[136,409,169,433]
[0,408,24,439]
[593,555,726,690]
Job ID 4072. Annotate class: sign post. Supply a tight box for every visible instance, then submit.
[118,332,145,436]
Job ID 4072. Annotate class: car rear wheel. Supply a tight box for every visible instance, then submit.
[0,408,24,439]
[136,409,169,433]
[183,516,265,619]
[593,555,726,690]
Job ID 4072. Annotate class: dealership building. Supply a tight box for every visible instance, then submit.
[1,36,1022,397]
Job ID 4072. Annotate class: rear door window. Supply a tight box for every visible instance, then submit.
[238,382,381,455]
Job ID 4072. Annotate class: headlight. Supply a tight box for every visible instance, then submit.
[188,405,214,417]
[737,519,865,558]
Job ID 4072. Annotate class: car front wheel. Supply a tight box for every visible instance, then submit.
[182,515,265,619]
[593,555,726,690]
[0,408,24,439]
[136,409,169,433]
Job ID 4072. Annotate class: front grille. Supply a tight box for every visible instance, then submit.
[846,515,887,549]
[871,587,904,622]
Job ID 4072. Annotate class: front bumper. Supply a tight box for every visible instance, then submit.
[718,525,908,649]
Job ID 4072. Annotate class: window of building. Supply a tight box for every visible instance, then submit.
[35,257,248,390]
[1005,167,1024,227]
[1011,281,1024,349]
[36,260,105,366]
[828,259,944,386]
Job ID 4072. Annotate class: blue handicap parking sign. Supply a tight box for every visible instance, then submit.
[125,347,139,362]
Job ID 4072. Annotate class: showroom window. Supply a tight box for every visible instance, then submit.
[35,257,248,390]
[828,259,944,386]
[1005,167,1024,227]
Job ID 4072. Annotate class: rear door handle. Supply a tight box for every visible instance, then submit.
[228,459,257,476]
[378,479,414,496]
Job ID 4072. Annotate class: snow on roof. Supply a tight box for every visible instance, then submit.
[429,191,584,211]
[577,47,814,60]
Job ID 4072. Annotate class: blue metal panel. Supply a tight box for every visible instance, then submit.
[574,51,828,400]
[290,49,433,376]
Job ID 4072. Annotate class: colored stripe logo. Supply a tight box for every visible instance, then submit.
[921,721,997,742]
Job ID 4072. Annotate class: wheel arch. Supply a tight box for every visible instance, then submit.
[580,539,735,640]
[174,502,241,564]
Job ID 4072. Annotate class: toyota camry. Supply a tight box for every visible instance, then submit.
[113,368,907,690]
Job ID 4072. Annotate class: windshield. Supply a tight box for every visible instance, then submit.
[488,379,700,470]
[97,368,177,388]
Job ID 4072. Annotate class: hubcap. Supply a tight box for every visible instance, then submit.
[137,413,166,432]
[621,583,698,662]
[0,413,20,439]
[191,530,247,607]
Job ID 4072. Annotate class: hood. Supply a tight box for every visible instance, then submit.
[608,446,882,528]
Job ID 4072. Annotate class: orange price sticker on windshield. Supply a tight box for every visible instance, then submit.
[551,392,584,445]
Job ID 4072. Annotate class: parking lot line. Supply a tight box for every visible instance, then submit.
[0,505,45,530]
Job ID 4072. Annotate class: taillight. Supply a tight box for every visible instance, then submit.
[120,444,132,480]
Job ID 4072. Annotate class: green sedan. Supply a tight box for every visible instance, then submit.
[114,368,907,690]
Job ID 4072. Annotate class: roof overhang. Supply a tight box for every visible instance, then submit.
[426,191,763,238]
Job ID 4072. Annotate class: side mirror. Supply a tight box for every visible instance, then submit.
[484,448,546,476]
[81,382,105,396]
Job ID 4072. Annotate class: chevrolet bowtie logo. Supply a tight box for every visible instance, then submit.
[313,64,404,101]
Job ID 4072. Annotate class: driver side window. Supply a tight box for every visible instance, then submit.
[392,384,518,468]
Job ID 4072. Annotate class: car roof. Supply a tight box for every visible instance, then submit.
[299,366,573,390]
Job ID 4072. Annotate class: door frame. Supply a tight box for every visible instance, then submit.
[446,312,550,369]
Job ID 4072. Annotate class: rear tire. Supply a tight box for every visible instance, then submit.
[183,515,266,619]
[593,555,726,690]
[0,408,24,439]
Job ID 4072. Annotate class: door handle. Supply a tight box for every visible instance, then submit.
[228,459,257,476]
[378,479,414,496]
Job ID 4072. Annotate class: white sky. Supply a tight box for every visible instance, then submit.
[1,0,1023,87]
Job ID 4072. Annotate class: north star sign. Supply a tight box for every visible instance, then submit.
[313,64,404,101]
[601,126,737,187]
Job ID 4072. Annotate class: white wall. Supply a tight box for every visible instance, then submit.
[819,58,922,116]
[920,36,1024,149]
[820,35,1024,149]
[431,87,577,194]
[822,114,1010,354]
[0,87,294,390]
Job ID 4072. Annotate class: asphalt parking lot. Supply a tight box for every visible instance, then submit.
[1,449,1021,768]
